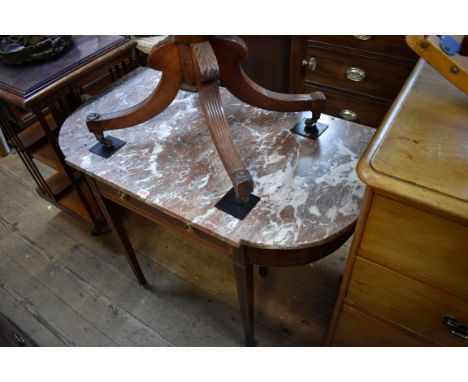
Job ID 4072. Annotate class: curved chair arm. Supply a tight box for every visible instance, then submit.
[86,40,182,135]
[211,36,326,114]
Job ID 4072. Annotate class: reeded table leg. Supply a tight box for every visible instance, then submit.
[86,176,147,285]
[233,246,256,346]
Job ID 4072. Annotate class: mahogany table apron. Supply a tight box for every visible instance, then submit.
[0,35,139,233]
[59,67,375,346]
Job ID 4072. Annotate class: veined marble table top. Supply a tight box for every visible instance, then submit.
[59,67,374,250]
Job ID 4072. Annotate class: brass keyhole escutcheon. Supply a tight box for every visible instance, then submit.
[119,191,129,201]
[185,223,194,233]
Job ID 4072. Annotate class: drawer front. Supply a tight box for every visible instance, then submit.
[302,83,389,127]
[97,181,231,254]
[333,304,433,346]
[303,45,413,100]
[306,35,418,61]
[360,195,468,297]
[347,257,468,346]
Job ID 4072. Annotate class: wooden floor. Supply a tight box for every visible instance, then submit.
[0,152,350,346]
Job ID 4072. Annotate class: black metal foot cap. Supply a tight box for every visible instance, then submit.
[215,188,260,220]
[89,136,126,158]
[291,120,328,140]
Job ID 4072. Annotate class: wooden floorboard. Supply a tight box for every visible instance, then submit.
[0,253,116,346]
[0,286,66,346]
[0,229,172,347]
[0,152,349,346]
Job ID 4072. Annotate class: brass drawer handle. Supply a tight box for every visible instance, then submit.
[340,109,358,121]
[443,316,468,340]
[353,35,372,41]
[184,223,194,233]
[346,67,366,82]
[301,57,317,71]
[119,191,129,201]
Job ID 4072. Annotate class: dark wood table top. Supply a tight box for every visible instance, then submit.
[0,35,129,107]
[60,67,375,250]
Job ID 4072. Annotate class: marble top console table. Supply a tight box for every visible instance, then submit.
[59,66,374,345]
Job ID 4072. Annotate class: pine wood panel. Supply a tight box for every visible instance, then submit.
[326,60,468,347]
[358,62,468,222]
[347,257,468,346]
[333,304,434,346]
[360,195,468,298]
[370,63,468,201]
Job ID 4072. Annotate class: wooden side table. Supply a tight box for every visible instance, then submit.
[59,67,375,345]
[326,61,468,346]
[0,36,139,233]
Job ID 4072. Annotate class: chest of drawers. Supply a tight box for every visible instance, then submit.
[326,61,468,346]
[289,36,418,127]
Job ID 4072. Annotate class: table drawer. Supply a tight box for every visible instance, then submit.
[360,195,468,297]
[347,257,468,346]
[303,45,413,100]
[302,83,389,127]
[96,180,231,254]
[333,304,433,346]
[306,35,418,61]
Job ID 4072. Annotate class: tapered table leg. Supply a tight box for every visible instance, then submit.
[233,246,256,346]
[86,177,147,285]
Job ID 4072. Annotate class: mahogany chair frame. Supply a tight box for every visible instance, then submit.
[86,35,326,202]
